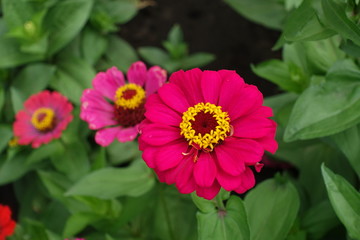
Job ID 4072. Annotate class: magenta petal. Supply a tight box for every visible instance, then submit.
[145,66,167,96]
[224,138,264,165]
[218,71,245,111]
[95,127,121,146]
[232,117,276,139]
[145,94,181,126]
[193,153,217,187]
[117,127,138,142]
[195,180,221,200]
[201,71,222,104]
[216,170,242,191]
[92,67,125,100]
[142,146,159,168]
[235,167,255,194]
[158,83,190,113]
[155,140,188,171]
[140,123,182,146]
[215,141,246,176]
[127,61,147,86]
[256,136,278,154]
[176,154,196,194]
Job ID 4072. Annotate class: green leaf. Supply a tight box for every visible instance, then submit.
[138,47,170,66]
[26,140,64,165]
[0,124,13,153]
[283,0,335,42]
[224,0,286,30]
[284,78,360,141]
[103,36,138,72]
[2,0,37,29]
[63,212,100,238]
[181,53,215,69]
[197,196,250,240]
[0,150,33,185]
[321,164,360,239]
[66,160,155,199]
[321,0,360,46]
[340,39,360,57]
[102,0,138,24]
[330,124,360,178]
[44,0,94,55]
[106,140,141,165]
[81,28,108,65]
[244,178,300,240]
[252,59,306,93]
[58,58,95,89]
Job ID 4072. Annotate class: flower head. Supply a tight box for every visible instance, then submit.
[80,61,167,146]
[139,69,277,200]
[0,204,16,240]
[13,90,73,148]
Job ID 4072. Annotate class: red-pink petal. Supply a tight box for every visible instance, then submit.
[155,140,188,171]
[195,180,221,200]
[127,61,147,86]
[158,83,190,113]
[117,126,138,142]
[140,123,182,146]
[145,94,182,126]
[214,142,246,176]
[232,116,276,139]
[95,127,121,146]
[234,167,255,194]
[201,71,222,105]
[193,153,217,187]
[216,170,242,191]
[145,66,167,96]
[92,67,125,100]
[170,69,203,105]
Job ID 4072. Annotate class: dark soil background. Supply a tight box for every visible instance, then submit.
[121,0,282,96]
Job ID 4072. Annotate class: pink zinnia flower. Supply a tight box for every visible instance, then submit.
[13,91,73,148]
[80,61,167,146]
[139,69,277,200]
[0,204,16,240]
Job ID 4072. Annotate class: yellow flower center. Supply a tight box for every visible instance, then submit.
[31,107,56,131]
[180,102,231,151]
[114,83,145,109]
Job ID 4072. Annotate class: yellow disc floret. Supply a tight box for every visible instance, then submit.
[31,107,56,131]
[114,83,145,109]
[180,102,230,151]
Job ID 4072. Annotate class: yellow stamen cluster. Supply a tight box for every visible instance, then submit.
[31,107,55,131]
[114,83,145,109]
[180,102,230,150]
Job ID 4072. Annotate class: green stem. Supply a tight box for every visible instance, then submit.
[159,186,176,240]
[215,193,226,211]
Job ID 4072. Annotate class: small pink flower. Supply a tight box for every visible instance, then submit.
[13,90,73,148]
[139,69,277,200]
[80,61,167,146]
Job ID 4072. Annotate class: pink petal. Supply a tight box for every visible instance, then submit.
[156,168,177,185]
[127,61,147,86]
[142,145,159,168]
[256,135,278,154]
[145,66,167,96]
[117,126,139,142]
[214,140,246,176]
[140,123,182,146]
[193,153,217,187]
[195,180,221,200]
[92,67,125,100]
[158,83,190,113]
[224,138,264,165]
[231,85,264,120]
[218,71,245,112]
[201,71,222,105]
[234,167,255,194]
[170,68,203,105]
[95,127,121,146]
[216,170,242,191]
[175,154,197,194]
[144,94,182,127]
[155,140,188,171]
[232,117,276,139]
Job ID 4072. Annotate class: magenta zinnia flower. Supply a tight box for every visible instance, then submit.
[13,90,73,148]
[80,61,167,146]
[139,69,277,200]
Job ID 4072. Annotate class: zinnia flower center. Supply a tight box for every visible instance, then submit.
[114,83,145,109]
[31,107,56,132]
[113,83,146,127]
[180,102,231,151]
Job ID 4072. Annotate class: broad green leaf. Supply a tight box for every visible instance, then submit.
[284,79,360,141]
[50,70,84,105]
[321,0,360,46]
[58,58,95,89]
[330,124,360,178]
[191,189,230,213]
[102,0,138,24]
[197,196,250,240]
[326,58,360,81]
[321,164,360,239]
[107,140,141,165]
[63,212,100,238]
[81,28,108,65]
[0,150,33,185]
[66,160,155,199]
[224,0,286,30]
[26,141,64,165]
[138,47,170,66]
[2,0,37,29]
[302,200,340,239]
[284,0,335,41]
[252,59,306,93]
[44,0,94,55]
[181,53,215,69]
[103,36,138,72]
[245,178,300,240]
[0,124,13,153]
[340,39,360,57]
